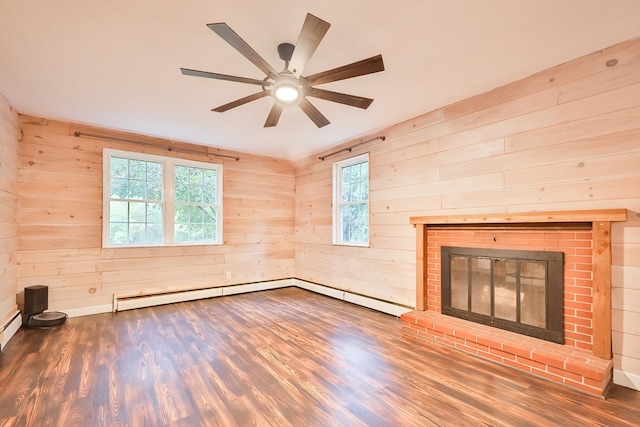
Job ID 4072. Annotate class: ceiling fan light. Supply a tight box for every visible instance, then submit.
[274,83,300,103]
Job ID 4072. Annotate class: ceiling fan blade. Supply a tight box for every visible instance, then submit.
[181,68,268,86]
[298,98,330,128]
[288,13,331,76]
[212,91,270,112]
[304,54,385,85]
[207,23,279,79]
[264,102,284,127]
[307,88,374,109]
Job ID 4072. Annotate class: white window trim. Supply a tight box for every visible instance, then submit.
[332,153,370,247]
[102,148,223,248]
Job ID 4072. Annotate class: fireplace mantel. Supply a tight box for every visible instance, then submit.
[410,209,627,360]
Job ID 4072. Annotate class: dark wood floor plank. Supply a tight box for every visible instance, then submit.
[1,287,638,426]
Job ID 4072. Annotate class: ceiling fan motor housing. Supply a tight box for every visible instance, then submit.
[278,43,295,62]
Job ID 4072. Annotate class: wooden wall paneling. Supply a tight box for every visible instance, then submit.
[506,107,640,154]
[505,151,640,187]
[441,176,640,211]
[443,126,640,181]
[0,93,19,329]
[438,84,639,152]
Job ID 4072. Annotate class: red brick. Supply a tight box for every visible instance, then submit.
[531,350,566,369]
[516,356,545,371]
[454,329,477,341]
[565,301,592,311]
[565,270,593,280]
[477,336,501,348]
[477,351,503,363]
[427,330,444,339]
[575,294,593,303]
[502,342,533,359]
[565,359,607,381]
[466,341,489,352]
[416,317,435,329]
[564,378,602,396]
[574,341,593,351]
[583,376,607,388]
[447,335,466,345]
[548,366,582,382]
[490,347,516,360]
[575,232,593,240]
[531,367,564,383]
[503,358,532,372]
[575,326,593,336]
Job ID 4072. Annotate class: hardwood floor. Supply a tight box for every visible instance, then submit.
[1,287,638,427]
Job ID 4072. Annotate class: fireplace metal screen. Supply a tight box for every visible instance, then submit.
[441,246,564,344]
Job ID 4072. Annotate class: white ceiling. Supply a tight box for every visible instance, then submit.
[1,1,639,161]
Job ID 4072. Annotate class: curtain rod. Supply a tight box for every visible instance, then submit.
[73,131,240,161]
[318,136,386,161]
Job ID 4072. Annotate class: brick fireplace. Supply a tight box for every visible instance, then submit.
[402,210,627,397]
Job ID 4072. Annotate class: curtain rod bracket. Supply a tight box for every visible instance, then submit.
[319,136,385,161]
[73,131,240,161]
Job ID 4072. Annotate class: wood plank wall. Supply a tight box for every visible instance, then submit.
[0,94,20,334]
[294,38,640,383]
[16,119,295,312]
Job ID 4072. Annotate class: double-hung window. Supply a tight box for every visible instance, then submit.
[332,153,369,246]
[103,149,222,247]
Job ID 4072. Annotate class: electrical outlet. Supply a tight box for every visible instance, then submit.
[226,271,231,279]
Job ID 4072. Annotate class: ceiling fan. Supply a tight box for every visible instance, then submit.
[180,13,385,128]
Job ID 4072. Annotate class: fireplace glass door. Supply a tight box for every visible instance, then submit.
[442,247,564,344]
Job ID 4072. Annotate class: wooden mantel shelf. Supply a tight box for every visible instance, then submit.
[410,208,628,360]
[410,209,627,225]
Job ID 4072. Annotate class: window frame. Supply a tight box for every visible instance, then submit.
[332,153,370,247]
[102,148,223,248]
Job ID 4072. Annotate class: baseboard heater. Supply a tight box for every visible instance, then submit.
[113,278,412,317]
[114,279,293,311]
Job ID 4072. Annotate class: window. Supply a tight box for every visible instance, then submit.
[103,149,222,247]
[332,153,369,246]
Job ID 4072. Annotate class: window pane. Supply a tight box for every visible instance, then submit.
[204,224,217,240]
[146,224,163,243]
[129,202,146,223]
[110,178,128,199]
[190,187,203,204]
[190,205,203,223]
[175,224,189,242]
[128,180,146,199]
[109,201,128,222]
[129,160,146,180]
[175,166,189,202]
[109,223,128,245]
[146,203,163,224]
[111,157,129,178]
[203,207,216,223]
[175,204,189,224]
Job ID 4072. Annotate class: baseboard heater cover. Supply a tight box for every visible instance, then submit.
[1,311,22,351]
[113,278,412,318]
[114,279,295,311]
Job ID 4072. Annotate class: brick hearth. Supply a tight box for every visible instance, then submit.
[401,310,612,396]
[407,210,627,398]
